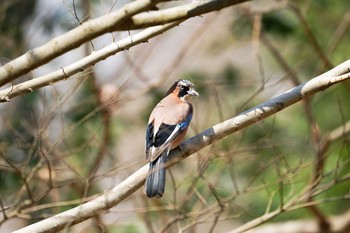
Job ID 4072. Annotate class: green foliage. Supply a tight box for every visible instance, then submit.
[0,0,349,231]
[0,0,37,57]
[313,85,350,130]
[108,224,141,233]
[231,15,252,39]
[0,170,22,195]
[221,65,240,88]
[262,11,297,37]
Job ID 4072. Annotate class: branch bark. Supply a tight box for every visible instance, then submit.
[118,0,250,30]
[12,60,350,233]
[0,0,162,87]
[0,21,182,102]
[0,0,249,88]
[240,210,350,233]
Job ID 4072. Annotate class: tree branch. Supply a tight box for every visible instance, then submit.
[0,0,163,87]
[118,0,250,30]
[236,210,350,233]
[0,0,250,88]
[12,60,350,233]
[0,21,182,102]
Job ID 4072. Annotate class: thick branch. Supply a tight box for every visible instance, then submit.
[0,0,249,88]
[173,61,350,161]
[0,21,182,102]
[118,0,250,30]
[238,210,350,233]
[12,60,350,233]
[16,60,350,233]
[0,0,162,87]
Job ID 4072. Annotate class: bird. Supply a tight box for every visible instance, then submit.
[145,79,199,198]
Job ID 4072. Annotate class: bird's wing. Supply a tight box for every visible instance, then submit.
[145,122,154,160]
[146,122,177,162]
[151,124,181,161]
[148,111,193,162]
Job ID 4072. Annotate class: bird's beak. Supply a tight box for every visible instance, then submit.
[187,88,199,97]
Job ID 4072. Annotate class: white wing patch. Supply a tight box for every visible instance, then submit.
[149,124,181,162]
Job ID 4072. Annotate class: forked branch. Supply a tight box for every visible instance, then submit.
[12,60,350,233]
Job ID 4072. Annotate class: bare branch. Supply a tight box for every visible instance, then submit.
[118,0,250,30]
[12,59,350,233]
[0,21,182,102]
[238,210,350,233]
[261,33,328,228]
[0,0,250,88]
[0,0,163,87]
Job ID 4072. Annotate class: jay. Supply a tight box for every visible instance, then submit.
[145,79,199,198]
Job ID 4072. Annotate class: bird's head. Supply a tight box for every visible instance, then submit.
[166,79,199,101]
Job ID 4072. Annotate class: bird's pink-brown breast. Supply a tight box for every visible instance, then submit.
[148,93,192,135]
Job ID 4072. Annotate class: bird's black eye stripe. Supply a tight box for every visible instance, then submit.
[178,85,189,97]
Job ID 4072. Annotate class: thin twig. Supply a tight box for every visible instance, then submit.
[12,60,350,233]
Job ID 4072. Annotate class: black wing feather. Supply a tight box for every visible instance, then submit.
[145,122,178,155]
[145,123,154,152]
[154,123,177,147]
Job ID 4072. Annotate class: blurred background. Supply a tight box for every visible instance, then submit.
[0,0,349,232]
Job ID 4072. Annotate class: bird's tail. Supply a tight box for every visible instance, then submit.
[145,153,167,198]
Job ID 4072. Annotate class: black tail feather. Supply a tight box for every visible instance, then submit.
[145,153,167,198]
